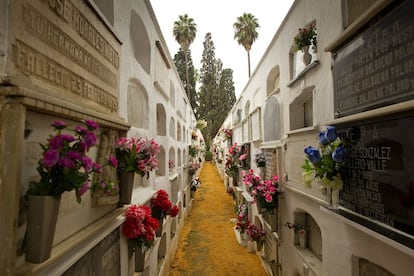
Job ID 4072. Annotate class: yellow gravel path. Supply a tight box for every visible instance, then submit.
[168,162,267,276]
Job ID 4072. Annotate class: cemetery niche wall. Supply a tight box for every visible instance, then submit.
[331,0,414,250]
[333,0,414,118]
[337,114,414,249]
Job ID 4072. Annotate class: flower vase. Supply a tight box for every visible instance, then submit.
[26,195,60,263]
[247,240,255,253]
[240,232,248,246]
[299,230,307,248]
[257,196,277,214]
[330,187,340,209]
[302,45,312,65]
[134,246,146,272]
[256,240,263,251]
[118,171,134,204]
[152,208,164,237]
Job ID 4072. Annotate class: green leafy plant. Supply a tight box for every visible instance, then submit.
[294,24,316,51]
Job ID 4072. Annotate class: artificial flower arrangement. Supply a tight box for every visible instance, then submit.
[238,145,249,169]
[188,162,201,177]
[236,202,249,234]
[302,126,346,190]
[26,119,101,203]
[225,142,241,177]
[168,160,175,170]
[285,222,306,234]
[122,204,160,251]
[242,169,282,211]
[246,223,266,242]
[254,150,266,168]
[294,24,317,51]
[150,189,179,219]
[221,127,232,140]
[189,144,198,157]
[114,137,160,178]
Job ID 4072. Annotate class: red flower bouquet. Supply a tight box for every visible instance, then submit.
[151,189,179,219]
[246,223,265,242]
[122,204,160,250]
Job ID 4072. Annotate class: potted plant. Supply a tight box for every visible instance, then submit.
[122,204,160,272]
[189,144,198,158]
[302,126,346,208]
[242,170,282,213]
[168,160,175,172]
[246,223,266,251]
[254,150,266,168]
[150,190,179,236]
[25,119,101,263]
[286,222,307,248]
[294,24,317,51]
[225,142,241,178]
[188,162,201,177]
[114,137,160,177]
[294,24,317,65]
[235,203,249,245]
[221,127,233,143]
[114,137,160,204]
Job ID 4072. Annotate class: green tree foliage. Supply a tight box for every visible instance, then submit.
[174,48,198,110]
[233,13,260,77]
[197,33,236,147]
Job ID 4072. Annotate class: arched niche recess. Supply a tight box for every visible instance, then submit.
[127,79,148,129]
[263,96,281,141]
[177,148,182,167]
[169,147,175,169]
[293,210,322,260]
[245,101,251,118]
[169,117,175,139]
[156,145,166,176]
[130,10,150,74]
[266,65,280,97]
[156,104,166,136]
[177,122,182,142]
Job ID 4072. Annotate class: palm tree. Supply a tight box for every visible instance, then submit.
[173,14,197,99]
[233,13,259,78]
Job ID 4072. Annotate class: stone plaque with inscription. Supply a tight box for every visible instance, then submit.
[338,113,414,248]
[62,229,120,275]
[5,0,120,113]
[333,0,414,117]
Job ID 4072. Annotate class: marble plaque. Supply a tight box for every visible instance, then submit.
[7,0,120,112]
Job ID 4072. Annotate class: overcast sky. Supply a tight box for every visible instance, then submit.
[149,0,294,97]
